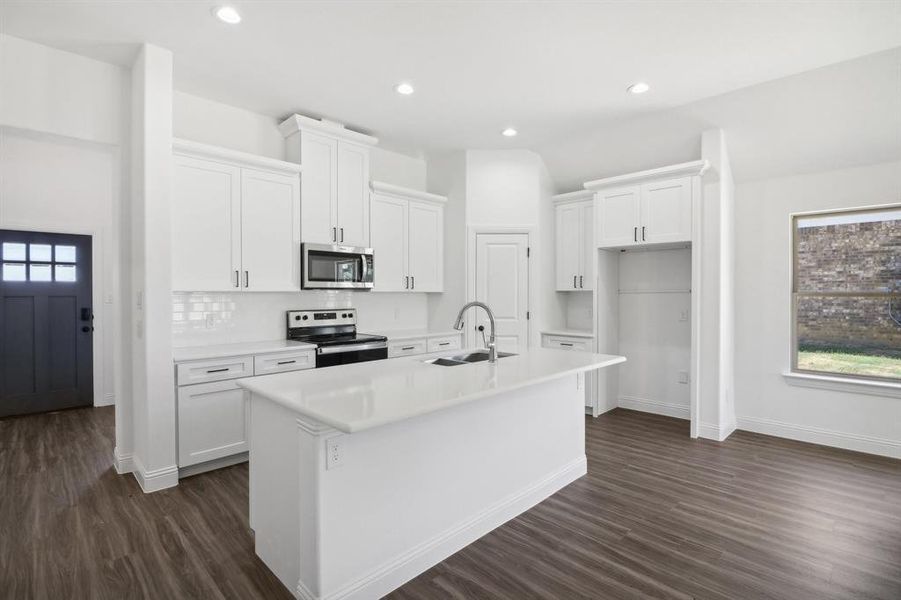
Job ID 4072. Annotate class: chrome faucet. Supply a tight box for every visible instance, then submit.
[453,301,497,363]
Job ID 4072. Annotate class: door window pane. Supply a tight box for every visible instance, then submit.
[29,244,52,262]
[55,245,76,263]
[2,263,27,281]
[54,264,76,282]
[29,264,52,282]
[2,243,26,261]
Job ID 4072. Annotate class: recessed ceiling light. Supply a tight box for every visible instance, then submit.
[627,82,650,95]
[214,6,242,24]
[502,128,518,137]
[395,82,415,95]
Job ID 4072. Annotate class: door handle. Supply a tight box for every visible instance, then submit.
[579,275,583,288]
[642,226,646,241]
[340,227,344,243]
[244,270,249,288]
[411,276,415,290]
[234,270,240,288]
[634,226,638,242]
[332,227,337,242]
[404,275,409,289]
[82,326,93,333]
[573,275,577,289]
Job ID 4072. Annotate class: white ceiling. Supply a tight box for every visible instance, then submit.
[2,0,900,162]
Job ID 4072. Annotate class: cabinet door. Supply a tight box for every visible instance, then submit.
[171,155,241,291]
[579,201,594,290]
[240,168,301,291]
[177,380,249,467]
[336,141,370,247]
[640,177,692,244]
[370,193,408,292]
[596,186,640,248]
[300,132,338,244]
[555,203,581,290]
[407,201,443,292]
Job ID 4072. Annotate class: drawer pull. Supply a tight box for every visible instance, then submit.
[206,368,230,374]
[401,346,416,351]
[277,360,296,365]
[438,342,450,346]
[560,342,574,347]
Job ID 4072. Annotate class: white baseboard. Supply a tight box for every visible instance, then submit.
[132,455,179,493]
[698,421,736,442]
[95,392,115,407]
[307,456,588,600]
[113,447,134,474]
[618,396,690,420]
[737,416,901,460]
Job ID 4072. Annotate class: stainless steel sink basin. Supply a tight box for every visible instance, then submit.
[424,350,517,366]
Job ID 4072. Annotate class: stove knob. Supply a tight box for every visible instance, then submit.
[302,315,309,320]
[295,315,301,321]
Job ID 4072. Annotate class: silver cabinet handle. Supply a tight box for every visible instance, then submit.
[438,342,450,346]
[340,227,344,243]
[573,275,577,289]
[244,270,249,288]
[277,360,296,365]
[411,276,415,290]
[234,270,239,288]
[560,342,574,347]
[634,226,638,242]
[642,226,646,241]
[579,275,583,288]
[401,346,415,351]
[207,368,229,374]
[404,276,409,289]
[332,227,337,242]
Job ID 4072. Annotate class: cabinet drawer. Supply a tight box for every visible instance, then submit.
[176,355,254,386]
[254,350,315,375]
[427,335,462,353]
[177,379,248,467]
[543,336,591,352]
[388,338,427,358]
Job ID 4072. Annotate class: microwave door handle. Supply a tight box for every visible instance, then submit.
[360,254,368,282]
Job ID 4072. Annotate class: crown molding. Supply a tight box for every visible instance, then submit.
[278,113,378,146]
[371,180,447,205]
[583,160,709,191]
[172,138,301,174]
[552,189,594,204]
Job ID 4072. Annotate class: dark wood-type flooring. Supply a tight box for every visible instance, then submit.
[1,407,899,599]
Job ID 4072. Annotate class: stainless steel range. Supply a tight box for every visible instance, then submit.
[286,309,388,368]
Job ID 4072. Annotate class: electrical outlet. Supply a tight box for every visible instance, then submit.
[326,438,344,470]
[678,370,689,384]
[679,310,689,322]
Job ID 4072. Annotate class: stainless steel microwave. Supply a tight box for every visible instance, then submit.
[301,243,374,290]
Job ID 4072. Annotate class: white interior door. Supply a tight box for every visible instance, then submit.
[369,193,408,292]
[336,141,370,247]
[171,155,241,291]
[596,186,640,248]
[555,204,580,290]
[240,168,301,291]
[474,233,529,353]
[408,201,443,292]
[640,177,692,244]
[300,132,337,244]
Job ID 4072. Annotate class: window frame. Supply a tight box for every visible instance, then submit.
[789,202,901,385]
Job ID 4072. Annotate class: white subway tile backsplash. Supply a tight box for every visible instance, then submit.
[172,291,428,347]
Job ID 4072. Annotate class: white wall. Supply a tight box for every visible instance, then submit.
[734,160,901,458]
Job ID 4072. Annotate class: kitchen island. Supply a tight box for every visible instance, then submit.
[238,347,625,600]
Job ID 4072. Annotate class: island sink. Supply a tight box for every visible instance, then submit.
[424,349,517,366]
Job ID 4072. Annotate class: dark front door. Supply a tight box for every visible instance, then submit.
[0,230,93,417]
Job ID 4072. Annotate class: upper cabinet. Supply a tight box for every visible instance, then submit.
[585,161,707,249]
[280,114,377,248]
[171,139,301,292]
[370,181,445,293]
[553,190,594,291]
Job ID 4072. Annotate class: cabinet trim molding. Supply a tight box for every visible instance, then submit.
[172,138,302,175]
[371,180,448,205]
[279,113,378,146]
[583,159,709,191]
[551,189,593,204]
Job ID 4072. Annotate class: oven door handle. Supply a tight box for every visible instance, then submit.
[317,341,388,355]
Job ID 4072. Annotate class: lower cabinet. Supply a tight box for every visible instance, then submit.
[387,332,464,358]
[178,379,249,468]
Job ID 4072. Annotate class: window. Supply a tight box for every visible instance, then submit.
[1,241,78,282]
[792,206,901,382]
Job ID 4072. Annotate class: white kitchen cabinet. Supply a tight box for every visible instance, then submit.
[171,139,302,292]
[388,338,428,358]
[280,114,378,247]
[541,331,596,414]
[177,379,249,468]
[553,190,594,291]
[370,181,446,293]
[589,173,696,249]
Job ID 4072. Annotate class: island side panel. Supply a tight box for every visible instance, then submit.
[316,374,587,599]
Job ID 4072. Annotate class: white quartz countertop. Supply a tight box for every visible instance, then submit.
[172,340,315,363]
[238,347,626,433]
[540,329,595,339]
[370,329,463,341]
